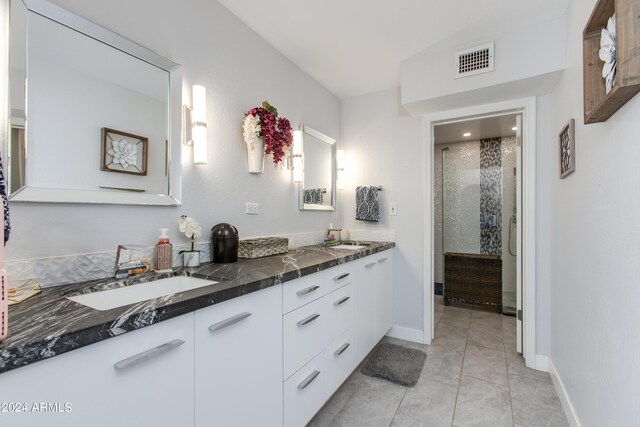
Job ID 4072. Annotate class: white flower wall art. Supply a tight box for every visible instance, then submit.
[101,128,148,175]
[599,14,616,94]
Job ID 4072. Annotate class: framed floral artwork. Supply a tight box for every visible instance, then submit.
[559,119,575,179]
[101,128,148,175]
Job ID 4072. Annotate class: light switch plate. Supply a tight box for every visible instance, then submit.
[246,202,259,215]
[389,202,398,216]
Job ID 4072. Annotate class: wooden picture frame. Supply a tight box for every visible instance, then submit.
[559,119,575,179]
[101,127,148,176]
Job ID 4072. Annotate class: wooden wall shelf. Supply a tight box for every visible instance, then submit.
[583,0,640,124]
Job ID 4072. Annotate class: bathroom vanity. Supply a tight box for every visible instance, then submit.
[0,242,394,427]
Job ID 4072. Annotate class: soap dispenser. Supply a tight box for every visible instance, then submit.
[154,228,173,273]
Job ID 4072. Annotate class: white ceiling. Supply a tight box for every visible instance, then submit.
[217,0,568,99]
[434,114,518,144]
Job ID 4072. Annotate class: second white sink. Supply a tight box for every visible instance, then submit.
[67,276,219,311]
[330,244,367,250]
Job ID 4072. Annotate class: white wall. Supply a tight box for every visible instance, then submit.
[400,15,566,115]
[548,0,640,424]
[341,88,423,332]
[6,0,341,262]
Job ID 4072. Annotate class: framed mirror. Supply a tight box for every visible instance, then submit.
[5,0,183,205]
[298,125,336,211]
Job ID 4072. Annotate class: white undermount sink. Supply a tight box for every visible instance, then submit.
[67,276,219,311]
[330,244,367,250]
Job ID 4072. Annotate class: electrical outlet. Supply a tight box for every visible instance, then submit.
[389,202,398,216]
[245,202,259,215]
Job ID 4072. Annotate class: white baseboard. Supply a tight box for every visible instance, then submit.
[535,354,550,372]
[386,325,424,344]
[548,358,581,427]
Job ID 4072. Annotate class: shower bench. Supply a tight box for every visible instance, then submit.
[444,252,502,313]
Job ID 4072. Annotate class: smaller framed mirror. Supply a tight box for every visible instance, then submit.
[298,126,336,211]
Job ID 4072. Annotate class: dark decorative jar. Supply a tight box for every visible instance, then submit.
[211,223,239,263]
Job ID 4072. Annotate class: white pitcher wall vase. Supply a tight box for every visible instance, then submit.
[247,137,265,174]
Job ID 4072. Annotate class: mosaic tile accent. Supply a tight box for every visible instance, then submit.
[480,138,502,256]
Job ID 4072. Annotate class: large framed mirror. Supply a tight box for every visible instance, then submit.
[298,125,336,211]
[5,0,183,205]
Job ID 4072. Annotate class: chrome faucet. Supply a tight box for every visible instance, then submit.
[115,244,150,279]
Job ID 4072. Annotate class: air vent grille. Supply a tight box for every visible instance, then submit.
[455,43,494,78]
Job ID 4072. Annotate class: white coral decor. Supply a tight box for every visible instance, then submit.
[107,139,138,169]
[243,114,262,151]
[599,14,616,94]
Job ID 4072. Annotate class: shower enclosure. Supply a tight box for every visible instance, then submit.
[435,136,518,314]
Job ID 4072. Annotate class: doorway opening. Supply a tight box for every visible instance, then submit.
[433,113,523,352]
[423,98,538,369]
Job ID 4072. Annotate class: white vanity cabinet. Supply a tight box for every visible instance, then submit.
[0,314,195,427]
[194,285,283,427]
[352,248,394,361]
[375,252,394,340]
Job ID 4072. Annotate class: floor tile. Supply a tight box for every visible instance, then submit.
[462,344,508,386]
[507,361,551,383]
[330,375,407,427]
[391,378,458,427]
[308,377,360,427]
[509,374,569,427]
[421,351,464,387]
[436,321,469,339]
[467,324,504,351]
[453,376,513,427]
[430,332,467,352]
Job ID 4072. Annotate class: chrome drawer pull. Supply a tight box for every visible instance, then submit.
[377,258,388,263]
[334,343,351,357]
[296,285,320,296]
[334,273,350,281]
[334,296,350,306]
[209,312,252,332]
[298,370,320,390]
[364,262,376,268]
[114,339,185,370]
[297,313,320,326]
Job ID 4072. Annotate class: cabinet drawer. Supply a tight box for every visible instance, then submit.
[283,265,353,314]
[283,351,327,427]
[326,283,353,344]
[283,295,328,379]
[283,270,329,314]
[325,329,355,394]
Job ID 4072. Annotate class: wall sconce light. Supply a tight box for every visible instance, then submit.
[291,130,303,183]
[183,85,208,165]
[336,149,345,190]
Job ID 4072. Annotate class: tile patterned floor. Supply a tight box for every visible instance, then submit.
[309,296,568,427]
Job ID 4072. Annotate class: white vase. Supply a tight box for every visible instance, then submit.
[247,137,265,174]
[182,251,200,268]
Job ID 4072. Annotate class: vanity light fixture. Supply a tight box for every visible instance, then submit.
[184,85,207,164]
[512,126,518,131]
[292,130,303,183]
[191,85,208,165]
[463,132,471,137]
[336,149,345,190]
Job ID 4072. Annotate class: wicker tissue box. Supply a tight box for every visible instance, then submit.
[238,237,289,259]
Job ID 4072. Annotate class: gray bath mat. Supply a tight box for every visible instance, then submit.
[361,343,427,387]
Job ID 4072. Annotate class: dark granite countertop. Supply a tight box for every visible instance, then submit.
[0,241,394,374]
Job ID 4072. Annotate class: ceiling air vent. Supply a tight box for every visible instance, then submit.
[454,43,494,78]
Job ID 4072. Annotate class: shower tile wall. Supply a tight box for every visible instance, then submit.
[480,138,503,255]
